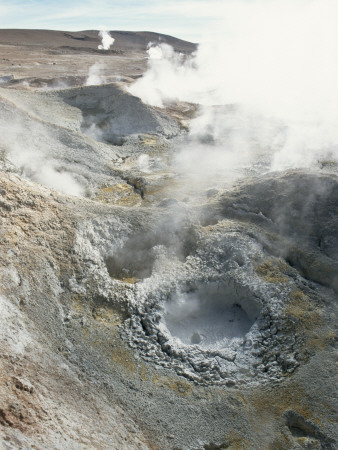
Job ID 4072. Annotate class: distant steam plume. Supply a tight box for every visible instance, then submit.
[98,30,114,50]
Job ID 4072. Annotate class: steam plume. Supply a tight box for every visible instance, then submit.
[98,30,114,50]
[129,0,338,181]
[86,62,106,86]
[0,119,84,197]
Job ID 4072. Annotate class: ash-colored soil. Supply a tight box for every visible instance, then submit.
[0,29,196,88]
[0,29,337,450]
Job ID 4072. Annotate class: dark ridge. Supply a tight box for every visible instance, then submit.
[0,29,197,54]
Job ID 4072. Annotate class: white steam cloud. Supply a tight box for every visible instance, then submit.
[129,0,338,183]
[86,62,107,86]
[9,148,84,196]
[98,30,115,51]
[0,119,84,197]
[129,42,189,108]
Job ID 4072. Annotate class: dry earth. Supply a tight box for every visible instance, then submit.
[0,30,337,449]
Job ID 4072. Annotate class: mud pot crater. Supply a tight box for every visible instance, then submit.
[124,275,304,386]
[162,282,260,348]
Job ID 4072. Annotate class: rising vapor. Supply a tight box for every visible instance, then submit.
[86,62,106,85]
[129,0,338,181]
[98,30,115,50]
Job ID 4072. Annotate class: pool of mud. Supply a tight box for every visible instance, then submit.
[162,282,260,348]
[120,258,302,387]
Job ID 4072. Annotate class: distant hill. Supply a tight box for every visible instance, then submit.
[0,29,197,54]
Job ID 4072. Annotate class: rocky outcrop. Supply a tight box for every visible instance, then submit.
[61,84,181,140]
[206,171,338,291]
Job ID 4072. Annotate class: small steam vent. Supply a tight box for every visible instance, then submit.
[105,233,156,282]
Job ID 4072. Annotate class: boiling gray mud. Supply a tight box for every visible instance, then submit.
[163,283,259,347]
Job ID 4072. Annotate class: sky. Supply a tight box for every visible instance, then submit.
[0,0,231,43]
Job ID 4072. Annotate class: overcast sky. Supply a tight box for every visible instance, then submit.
[0,0,233,42]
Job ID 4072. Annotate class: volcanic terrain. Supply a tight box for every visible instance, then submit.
[0,29,337,450]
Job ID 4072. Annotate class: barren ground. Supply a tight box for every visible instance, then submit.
[0,30,337,450]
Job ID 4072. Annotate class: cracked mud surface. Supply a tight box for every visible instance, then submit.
[0,30,337,449]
